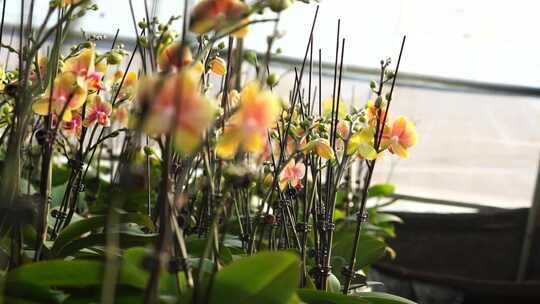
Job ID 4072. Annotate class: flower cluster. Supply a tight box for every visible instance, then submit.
[31,43,137,137]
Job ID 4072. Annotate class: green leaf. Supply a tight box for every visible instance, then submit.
[54,232,156,257]
[3,281,67,303]
[357,292,417,304]
[297,289,368,304]
[373,213,403,224]
[52,164,71,187]
[7,259,151,290]
[243,50,259,66]
[52,213,155,254]
[367,184,395,198]
[186,238,234,264]
[332,234,386,277]
[209,251,300,304]
[334,191,346,208]
[121,247,176,293]
[7,260,104,288]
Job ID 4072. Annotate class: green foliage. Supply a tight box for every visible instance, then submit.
[357,292,417,304]
[209,251,300,304]
[297,289,368,304]
[367,184,395,198]
[51,213,155,255]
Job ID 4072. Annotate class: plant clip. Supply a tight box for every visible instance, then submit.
[356,210,368,222]
[316,221,335,232]
[284,187,298,199]
[296,222,311,233]
[167,257,191,273]
[35,129,53,145]
[50,209,67,220]
[68,158,85,171]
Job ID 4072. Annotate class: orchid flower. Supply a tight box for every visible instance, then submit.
[216,82,281,159]
[112,106,130,127]
[111,71,138,102]
[32,72,88,121]
[381,116,418,158]
[62,112,82,136]
[158,42,193,71]
[279,159,306,190]
[84,95,112,128]
[141,65,216,154]
[347,127,377,160]
[189,0,248,34]
[301,138,335,160]
[322,97,347,120]
[366,98,388,128]
[63,47,103,91]
[210,57,227,75]
[231,17,249,38]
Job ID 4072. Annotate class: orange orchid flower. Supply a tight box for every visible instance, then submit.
[112,106,130,127]
[141,66,215,154]
[231,17,249,38]
[189,0,248,34]
[111,71,138,102]
[381,116,418,158]
[366,98,388,127]
[158,42,194,72]
[216,82,281,159]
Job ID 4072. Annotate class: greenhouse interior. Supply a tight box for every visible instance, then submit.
[0,0,538,303]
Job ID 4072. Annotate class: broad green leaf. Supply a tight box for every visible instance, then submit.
[7,259,151,290]
[52,164,71,187]
[333,209,345,222]
[334,191,346,208]
[209,251,300,304]
[7,260,104,288]
[374,213,403,224]
[367,184,395,198]
[122,247,177,294]
[186,238,234,264]
[332,234,386,279]
[357,292,417,304]
[297,289,368,304]
[3,281,67,303]
[54,232,156,257]
[52,213,155,254]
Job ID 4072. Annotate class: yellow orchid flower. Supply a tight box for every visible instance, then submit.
[32,72,88,121]
[347,127,377,160]
[210,57,227,75]
[231,18,249,38]
[322,97,347,120]
[111,71,138,102]
[216,82,281,159]
[301,138,335,160]
[63,47,103,91]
